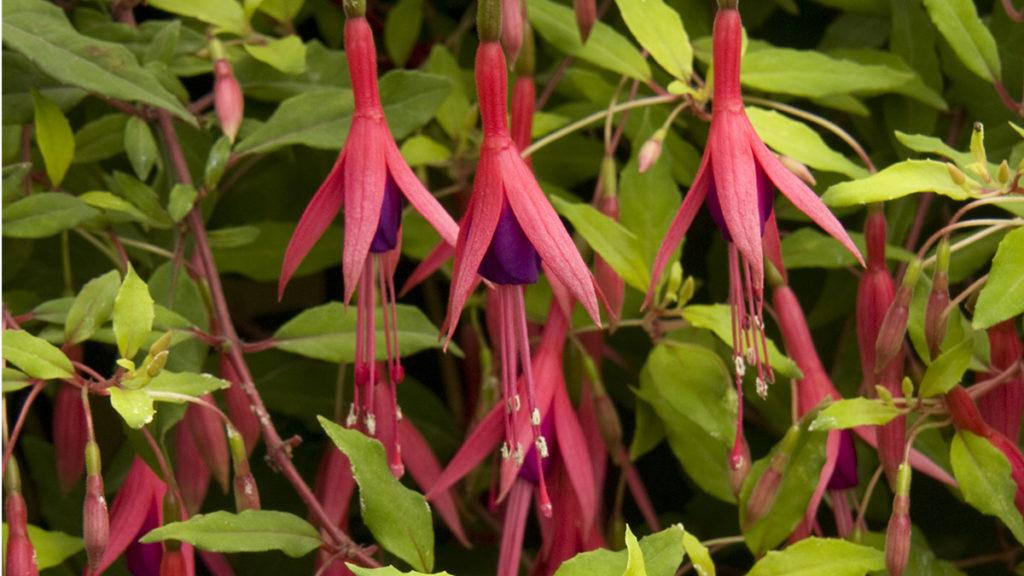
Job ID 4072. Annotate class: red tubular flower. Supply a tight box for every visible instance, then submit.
[84,442,110,573]
[573,0,596,42]
[977,320,1024,440]
[646,4,863,475]
[213,58,243,143]
[856,211,906,489]
[440,0,601,515]
[175,416,212,515]
[92,458,170,576]
[54,381,87,494]
[280,7,459,475]
[5,459,40,576]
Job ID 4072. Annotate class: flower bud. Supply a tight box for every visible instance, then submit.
[924,239,950,360]
[228,425,261,512]
[5,459,40,576]
[573,0,596,42]
[946,162,967,185]
[998,159,1011,184]
[213,59,244,144]
[185,400,231,493]
[54,382,87,494]
[745,427,800,528]
[863,210,888,271]
[779,155,816,185]
[342,0,366,18]
[513,22,535,78]
[638,131,665,174]
[501,0,524,66]
[885,464,912,576]
[84,442,110,573]
[873,259,921,375]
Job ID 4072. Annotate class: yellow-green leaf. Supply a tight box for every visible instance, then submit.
[113,265,155,359]
[32,89,74,187]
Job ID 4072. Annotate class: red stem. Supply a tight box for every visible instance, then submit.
[1,381,46,472]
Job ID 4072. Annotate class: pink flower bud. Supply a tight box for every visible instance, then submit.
[214,59,243,143]
[53,382,87,494]
[175,418,212,515]
[220,355,260,456]
[595,195,624,325]
[638,137,663,174]
[924,239,950,359]
[573,0,596,42]
[885,466,912,576]
[500,0,524,66]
[84,470,110,573]
[977,320,1024,440]
[743,427,797,528]
[5,460,40,576]
[873,260,920,375]
[228,426,261,512]
[185,400,230,493]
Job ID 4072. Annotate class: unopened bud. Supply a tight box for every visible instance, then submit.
[863,210,888,271]
[600,155,618,198]
[998,160,1011,184]
[970,122,987,166]
[146,350,169,378]
[5,459,39,576]
[214,59,244,144]
[573,0,597,42]
[873,260,921,374]
[149,331,174,357]
[946,162,967,186]
[638,131,665,174]
[778,155,816,185]
[84,471,110,572]
[665,261,684,305]
[885,464,912,576]
[54,383,87,493]
[925,240,950,359]
[185,401,231,492]
[744,426,797,526]
[501,0,524,66]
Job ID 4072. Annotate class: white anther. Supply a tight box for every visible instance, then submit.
[512,444,524,465]
[535,436,549,458]
[500,442,511,460]
[756,377,768,399]
[734,355,746,377]
[745,347,757,366]
[512,394,521,411]
[531,408,541,426]
[395,406,404,421]
[345,406,358,428]
[365,414,377,436]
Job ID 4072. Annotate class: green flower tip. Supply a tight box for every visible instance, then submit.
[478,0,502,43]
[343,0,366,18]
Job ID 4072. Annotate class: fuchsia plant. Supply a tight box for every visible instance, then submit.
[4,0,1024,574]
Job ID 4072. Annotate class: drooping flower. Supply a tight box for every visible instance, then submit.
[440,0,602,513]
[645,2,863,475]
[976,319,1024,440]
[5,458,39,576]
[53,380,87,493]
[279,0,459,476]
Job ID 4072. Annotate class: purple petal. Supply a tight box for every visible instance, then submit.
[125,498,163,576]
[479,200,540,285]
[369,174,404,253]
[827,430,859,490]
[518,413,556,485]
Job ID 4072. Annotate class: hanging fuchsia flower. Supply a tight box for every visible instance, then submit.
[440,0,601,513]
[645,1,862,474]
[977,320,1024,440]
[280,0,459,476]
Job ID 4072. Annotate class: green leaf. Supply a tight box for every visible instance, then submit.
[79,191,151,223]
[822,160,971,207]
[319,418,435,571]
[893,131,974,168]
[400,135,451,167]
[110,172,175,228]
[919,337,973,397]
[273,302,454,364]
[2,192,99,239]
[385,0,423,68]
[168,183,198,222]
[921,0,1000,82]
[747,537,884,576]
[205,136,233,189]
[745,107,868,179]
[614,0,692,80]
[113,265,155,359]
[3,368,32,393]
[347,566,455,576]
[623,525,647,576]
[809,398,902,430]
[950,431,1024,546]
[780,229,914,270]
[243,36,307,75]
[65,270,121,345]
[109,386,156,429]
[124,116,159,181]
[739,422,828,555]
[2,329,74,380]
[680,304,800,378]
[550,195,650,292]
[681,531,715,576]
[211,221,332,280]
[141,510,322,557]
[147,0,249,35]
[147,371,231,398]
[207,225,262,249]
[737,46,915,100]
[236,71,450,155]
[1,523,83,570]
[554,524,687,576]
[528,0,651,81]
[638,343,736,503]
[257,0,304,22]
[972,227,1024,329]
[31,90,75,187]
[2,0,193,123]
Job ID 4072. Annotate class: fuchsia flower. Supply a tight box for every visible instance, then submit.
[280,1,459,475]
[213,58,243,144]
[646,2,863,474]
[976,320,1024,440]
[440,0,602,514]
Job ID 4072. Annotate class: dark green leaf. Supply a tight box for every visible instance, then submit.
[2,0,193,122]
[384,0,423,68]
[141,510,322,557]
[319,418,435,572]
[972,227,1024,329]
[2,329,74,380]
[147,0,249,35]
[74,114,129,164]
[167,183,198,222]
[211,221,332,280]
[950,431,1024,546]
[921,0,1000,82]
[2,192,99,239]
[124,116,159,181]
[681,304,800,378]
